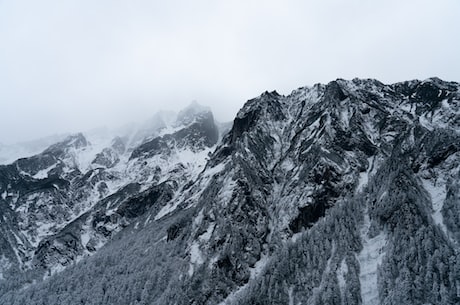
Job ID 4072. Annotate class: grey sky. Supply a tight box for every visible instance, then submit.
[1,0,459,144]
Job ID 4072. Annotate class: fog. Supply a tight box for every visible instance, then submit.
[1,0,459,144]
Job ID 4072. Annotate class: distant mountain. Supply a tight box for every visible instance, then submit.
[0,134,70,165]
[1,79,459,305]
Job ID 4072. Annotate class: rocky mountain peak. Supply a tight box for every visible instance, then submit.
[43,133,89,154]
[176,100,212,126]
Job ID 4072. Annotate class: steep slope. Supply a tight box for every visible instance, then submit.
[1,78,459,305]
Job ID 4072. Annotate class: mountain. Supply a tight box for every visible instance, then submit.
[0,102,219,277]
[1,78,460,305]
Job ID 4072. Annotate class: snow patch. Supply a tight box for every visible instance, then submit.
[70,139,111,172]
[422,179,449,237]
[193,209,204,227]
[419,115,433,131]
[48,262,66,277]
[199,223,215,242]
[203,163,226,179]
[337,258,348,292]
[358,211,387,305]
[288,286,294,305]
[218,177,236,204]
[32,163,58,179]
[356,157,375,193]
[340,107,350,128]
[157,124,185,137]
[188,242,204,277]
[249,254,269,279]
[144,214,151,225]
[80,229,91,247]
[154,200,180,220]
[190,243,204,265]
[399,102,416,115]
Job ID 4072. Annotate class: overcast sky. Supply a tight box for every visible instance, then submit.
[1,0,459,144]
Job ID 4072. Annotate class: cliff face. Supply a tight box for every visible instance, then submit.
[1,78,459,305]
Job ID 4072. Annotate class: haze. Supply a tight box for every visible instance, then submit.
[1,0,459,144]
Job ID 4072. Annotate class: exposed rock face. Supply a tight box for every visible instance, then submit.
[1,78,460,305]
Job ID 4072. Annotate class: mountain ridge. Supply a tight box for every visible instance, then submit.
[0,78,459,305]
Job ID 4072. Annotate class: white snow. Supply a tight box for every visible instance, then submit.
[340,107,350,128]
[309,116,321,130]
[288,286,294,305]
[358,211,387,305]
[71,144,106,172]
[193,209,204,227]
[419,115,433,131]
[1,191,6,200]
[173,147,210,170]
[155,200,180,220]
[249,254,269,279]
[202,163,226,179]
[337,258,348,292]
[199,223,215,242]
[35,222,55,241]
[156,161,227,221]
[190,243,204,265]
[442,99,451,110]
[357,163,369,193]
[361,118,379,143]
[422,179,449,237]
[217,284,248,305]
[357,156,378,193]
[218,177,236,204]
[399,102,416,115]
[10,232,28,266]
[48,262,66,277]
[144,214,152,225]
[188,242,204,277]
[157,124,185,137]
[80,229,91,247]
[32,163,58,179]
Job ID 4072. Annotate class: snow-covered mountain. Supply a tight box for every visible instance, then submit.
[1,78,460,305]
[0,101,219,276]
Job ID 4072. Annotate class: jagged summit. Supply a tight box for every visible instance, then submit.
[43,133,89,152]
[176,100,212,126]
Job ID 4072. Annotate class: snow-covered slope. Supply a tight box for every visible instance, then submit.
[1,78,460,305]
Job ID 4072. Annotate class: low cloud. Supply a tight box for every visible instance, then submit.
[1,0,459,143]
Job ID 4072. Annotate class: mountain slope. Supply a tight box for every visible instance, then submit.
[1,78,459,305]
